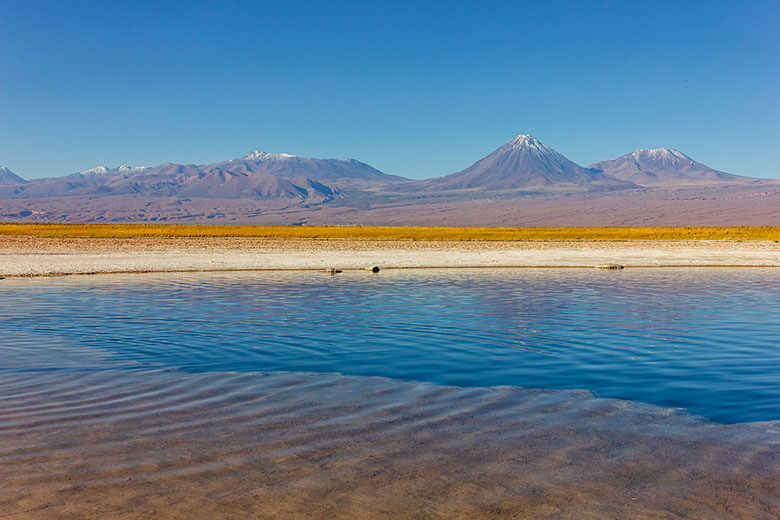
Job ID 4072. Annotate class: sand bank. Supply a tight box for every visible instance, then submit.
[1,237,779,276]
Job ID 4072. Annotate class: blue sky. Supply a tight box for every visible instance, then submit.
[1,0,778,180]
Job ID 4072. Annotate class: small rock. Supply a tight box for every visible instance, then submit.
[324,268,343,274]
[366,266,380,273]
[594,264,624,270]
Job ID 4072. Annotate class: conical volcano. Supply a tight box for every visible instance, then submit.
[421,135,634,191]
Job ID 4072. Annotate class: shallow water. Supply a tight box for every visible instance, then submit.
[0,269,779,518]
[1,269,779,423]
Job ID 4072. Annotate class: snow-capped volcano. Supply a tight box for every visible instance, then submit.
[504,134,553,153]
[589,148,754,186]
[0,166,26,184]
[420,135,634,191]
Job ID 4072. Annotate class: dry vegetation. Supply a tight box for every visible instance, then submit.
[0,223,778,241]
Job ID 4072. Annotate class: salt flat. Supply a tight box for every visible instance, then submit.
[1,237,778,276]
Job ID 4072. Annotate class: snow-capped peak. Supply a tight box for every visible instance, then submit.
[506,134,548,150]
[82,166,109,175]
[243,150,267,160]
[632,148,690,160]
[631,148,694,167]
[243,150,298,161]
[117,165,148,173]
[501,134,560,158]
[508,134,538,146]
[78,165,147,176]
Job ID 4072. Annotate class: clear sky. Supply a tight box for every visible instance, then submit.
[1,0,778,180]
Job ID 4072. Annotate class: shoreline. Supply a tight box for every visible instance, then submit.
[1,236,779,276]
[4,265,780,279]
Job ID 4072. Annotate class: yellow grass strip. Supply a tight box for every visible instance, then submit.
[0,223,778,241]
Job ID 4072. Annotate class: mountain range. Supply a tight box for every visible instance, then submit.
[0,135,776,225]
[0,151,406,201]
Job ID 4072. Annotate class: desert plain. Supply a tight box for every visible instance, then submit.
[1,226,779,277]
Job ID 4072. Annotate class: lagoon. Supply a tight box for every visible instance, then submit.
[2,269,779,423]
[1,269,778,518]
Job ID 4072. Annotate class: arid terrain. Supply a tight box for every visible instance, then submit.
[1,235,778,276]
[1,182,778,226]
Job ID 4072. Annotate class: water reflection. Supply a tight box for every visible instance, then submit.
[1,268,779,423]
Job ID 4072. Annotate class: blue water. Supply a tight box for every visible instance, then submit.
[1,269,778,423]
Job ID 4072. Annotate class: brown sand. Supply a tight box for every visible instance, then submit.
[0,370,777,519]
[1,237,779,276]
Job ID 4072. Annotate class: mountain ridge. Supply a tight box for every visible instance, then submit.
[0,151,401,200]
[589,148,755,186]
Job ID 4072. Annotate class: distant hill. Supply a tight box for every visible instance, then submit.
[0,151,404,201]
[0,166,26,185]
[416,135,635,191]
[589,148,755,186]
[210,151,406,188]
[2,136,777,226]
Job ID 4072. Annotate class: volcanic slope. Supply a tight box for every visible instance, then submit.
[414,135,635,192]
[589,148,757,186]
[0,166,26,185]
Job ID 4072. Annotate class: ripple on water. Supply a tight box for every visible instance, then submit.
[0,369,778,519]
[0,269,779,518]
[1,269,779,423]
